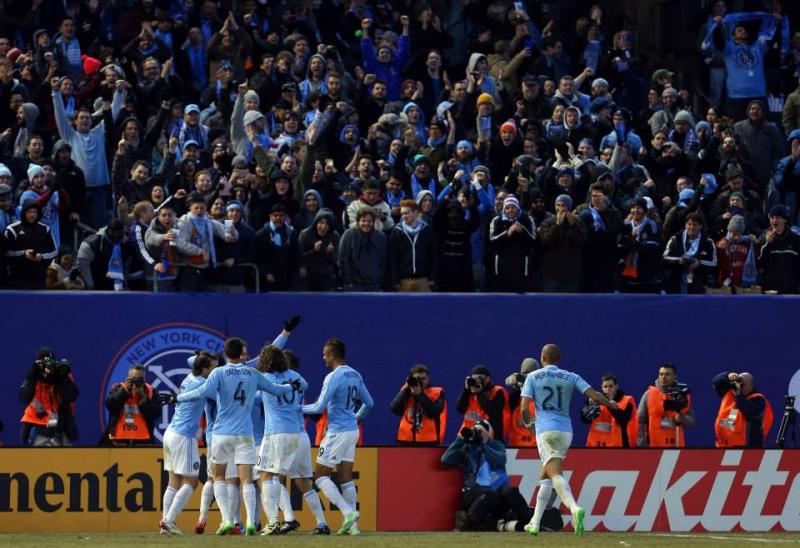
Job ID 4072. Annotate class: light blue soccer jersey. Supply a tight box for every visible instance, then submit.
[302,365,374,433]
[168,373,208,437]
[178,363,293,436]
[262,370,309,435]
[521,365,591,434]
[246,331,290,439]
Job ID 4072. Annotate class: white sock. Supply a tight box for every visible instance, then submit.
[529,479,553,529]
[551,474,578,512]
[279,482,295,522]
[166,483,194,523]
[340,481,357,512]
[303,490,327,527]
[199,481,214,522]
[227,483,241,524]
[213,481,230,524]
[242,483,257,527]
[254,482,263,525]
[162,485,177,520]
[315,476,352,517]
[263,479,279,525]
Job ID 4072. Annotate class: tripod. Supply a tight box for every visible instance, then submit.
[776,396,797,448]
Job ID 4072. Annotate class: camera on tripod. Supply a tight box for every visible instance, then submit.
[776,395,797,448]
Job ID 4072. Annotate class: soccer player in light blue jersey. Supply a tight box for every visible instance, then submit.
[159,352,216,535]
[302,338,374,535]
[177,337,295,536]
[520,344,617,537]
[255,345,329,536]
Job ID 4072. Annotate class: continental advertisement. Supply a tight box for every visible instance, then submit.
[0,448,378,533]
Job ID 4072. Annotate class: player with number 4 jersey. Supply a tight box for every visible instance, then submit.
[520,344,617,538]
[302,338,374,536]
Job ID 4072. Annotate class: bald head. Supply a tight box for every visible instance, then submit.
[541,344,561,365]
[739,372,754,395]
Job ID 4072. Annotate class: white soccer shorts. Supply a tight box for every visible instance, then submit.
[536,431,573,465]
[316,429,358,468]
[163,429,201,476]
[257,433,312,478]
[209,434,256,466]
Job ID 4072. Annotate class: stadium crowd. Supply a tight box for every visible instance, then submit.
[1,0,800,293]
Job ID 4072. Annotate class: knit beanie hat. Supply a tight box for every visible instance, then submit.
[727,215,745,234]
[476,93,494,108]
[244,90,260,106]
[674,110,695,125]
[503,195,520,211]
[27,164,45,181]
[499,119,517,138]
[555,194,573,209]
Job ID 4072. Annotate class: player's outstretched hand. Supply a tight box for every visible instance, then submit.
[283,315,302,332]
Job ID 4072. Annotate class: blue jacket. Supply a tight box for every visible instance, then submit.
[441,437,508,490]
[361,35,411,101]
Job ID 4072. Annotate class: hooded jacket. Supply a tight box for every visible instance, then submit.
[299,54,329,104]
[3,201,58,287]
[298,208,340,281]
[293,189,324,233]
[388,217,437,286]
[77,225,133,290]
[733,100,784,190]
[13,103,40,159]
[338,224,387,290]
[52,140,86,221]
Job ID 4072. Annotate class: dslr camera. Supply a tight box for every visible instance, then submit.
[407,375,421,388]
[581,401,602,421]
[36,356,71,376]
[129,376,145,387]
[664,382,690,411]
[466,375,483,390]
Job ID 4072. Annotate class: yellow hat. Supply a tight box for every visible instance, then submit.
[476,93,494,108]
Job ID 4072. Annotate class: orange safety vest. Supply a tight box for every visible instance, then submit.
[508,400,537,447]
[314,411,364,446]
[396,386,447,444]
[645,385,691,447]
[459,386,511,440]
[20,381,60,426]
[715,391,774,447]
[110,383,154,441]
[586,395,638,447]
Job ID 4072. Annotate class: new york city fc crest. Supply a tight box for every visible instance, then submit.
[99,323,226,442]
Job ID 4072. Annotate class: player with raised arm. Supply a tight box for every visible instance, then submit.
[302,338,374,535]
[256,345,330,536]
[158,352,216,535]
[520,343,618,537]
[177,337,295,536]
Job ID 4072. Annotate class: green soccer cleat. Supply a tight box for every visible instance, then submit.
[523,523,539,536]
[245,525,257,536]
[572,506,585,536]
[345,524,361,536]
[336,510,360,535]
[215,522,234,536]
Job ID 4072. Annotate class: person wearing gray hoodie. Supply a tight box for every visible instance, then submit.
[298,208,340,291]
[13,103,39,159]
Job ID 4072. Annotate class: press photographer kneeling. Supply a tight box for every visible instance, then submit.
[441,420,533,532]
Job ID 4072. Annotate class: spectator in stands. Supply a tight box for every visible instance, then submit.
[101,364,160,446]
[3,200,57,289]
[390,364,447,446]
[144,203,187,292]
[77,218,132,291]
[488,195,537,292]
[18,347,79,446]
[253,203,296,291]
[18,164,63,247]
[716,215,759,289]
[388,199,437,291]
[759,204,800,294]
[298,208,340,291]
[208,201,255,291]
[578,183,623,292]
[538,194,586,292]
[638,363,695,448]
[733,100,783,191]
[663,212,718,293]
[338,209,387,291]
[618,197,662,293]
[360,16,411,101]
[46,246,85,290]
[712,371,773,448]
[347,178,394,233]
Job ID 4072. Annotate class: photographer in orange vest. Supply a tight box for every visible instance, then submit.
[712,371,773,447]
[19,347,79,446]
[101,364,161,446]
[504,358,539,447]
[637,363,695,447]
[390,364,447,445]
[581,374,638,447]
[457,365,510,443]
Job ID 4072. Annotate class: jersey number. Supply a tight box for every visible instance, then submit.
[541,386,563,411]
[278,388,297,405]
[345,386,359,410]
[234,382,246,407]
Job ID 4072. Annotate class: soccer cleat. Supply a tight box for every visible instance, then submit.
[159,520,169,536]
[245,525,257,536]
[346,524,361,536]
[336,510,360,535]
[524,523,539,536]
[572,506,585,536]
[194,518,206,534]
[229,523,243,535]
[312,525,331,535]
[215,522,234,536]
[278,520,300,535]
[162,521,183,536]
[260,522,281,536]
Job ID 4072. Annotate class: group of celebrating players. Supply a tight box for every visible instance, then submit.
[157,314,616,538]
[158,316,373,536]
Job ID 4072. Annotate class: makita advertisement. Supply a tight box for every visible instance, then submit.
[378,448,800,532]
